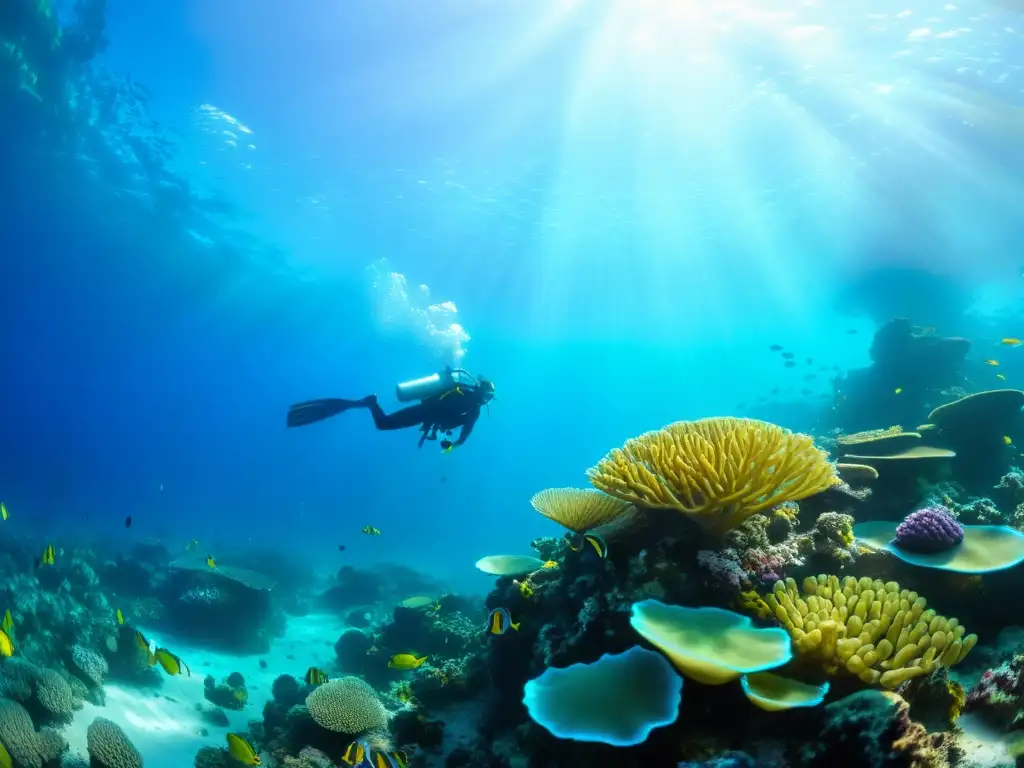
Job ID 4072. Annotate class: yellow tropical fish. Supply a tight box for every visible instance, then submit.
[0,741,11,768]
[206,555,216,569]
[487,607,520,635]
[0,629,13,658]
[39,544,55,567]
[985,359,1000,366]
[998,373,1007,381]
[134,630,156,665]
[153,647,191,677]
[1005,436,1014,446]
[226,733,261,766]
[362,526,382,536]
[370,750,408,768]
[1003,338,1022,346]
[1,610,13,637]
[305,666,329,686]
[342,740,369,766]
[388,653,427,670]
[0,502,7,521]
[115,608,124,626]
[894,387,903,395]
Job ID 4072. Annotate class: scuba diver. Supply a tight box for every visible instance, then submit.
[286,367,495,451]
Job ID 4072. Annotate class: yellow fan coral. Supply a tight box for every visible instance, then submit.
[529,488,631,534]
[587,417,839,534]
[764,575,976,689]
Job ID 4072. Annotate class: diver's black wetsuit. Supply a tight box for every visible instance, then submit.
[285,373,493,448]
[364,391,482,447]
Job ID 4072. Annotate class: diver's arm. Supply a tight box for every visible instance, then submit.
[454,409,480,445]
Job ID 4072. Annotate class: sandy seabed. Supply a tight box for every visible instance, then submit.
[62,612,347,767]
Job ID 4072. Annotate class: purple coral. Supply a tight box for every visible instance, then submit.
[892,506,964,554]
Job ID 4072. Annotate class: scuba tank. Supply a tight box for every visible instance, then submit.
[395,367,477,403]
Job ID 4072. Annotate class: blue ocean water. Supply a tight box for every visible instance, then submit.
[3,1,1024,764]
[5,0,1018,588]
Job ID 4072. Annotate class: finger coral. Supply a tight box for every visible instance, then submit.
[764,575,976,689]
[587,417,839,534]
[529,488,631,534]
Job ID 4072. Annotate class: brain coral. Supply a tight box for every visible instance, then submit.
[87,717,142,768]
[0,658,39,702]
[306,677,390,734]
[71,645,109,687]
[36,669,79,716]
[0,698,44,767]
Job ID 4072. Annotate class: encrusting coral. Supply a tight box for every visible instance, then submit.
[529,488,631,534]
[763,576,976,689]
[587,417,840,534]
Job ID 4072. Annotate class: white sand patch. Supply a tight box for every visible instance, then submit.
[61,612,349,767]
[958,714,1014,768]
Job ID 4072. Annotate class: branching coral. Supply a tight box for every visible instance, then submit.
[764,576,976,689]
[529,488,631,534]
[587,417,839,534]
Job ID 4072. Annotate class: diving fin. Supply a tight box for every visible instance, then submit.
[286,398,363,428]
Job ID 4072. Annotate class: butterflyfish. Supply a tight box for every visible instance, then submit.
[362,526,382,536]
[583,533,608,559]
[0,502,7,521]
[0,628,13,658]
[206,555,216,569]
[388,653,427,670]
[985,359,1000,366]
[1003,338,1022,346]
[370,750,409,768]
[39,544,55,567]
[487,607,519,635]
[2,610,13,637]
[153,647,191,677]
[134,630,156,664]
[226,733,261,766]
[305,666,329,686]
[342,740,369,766]
[115,608,124,625]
